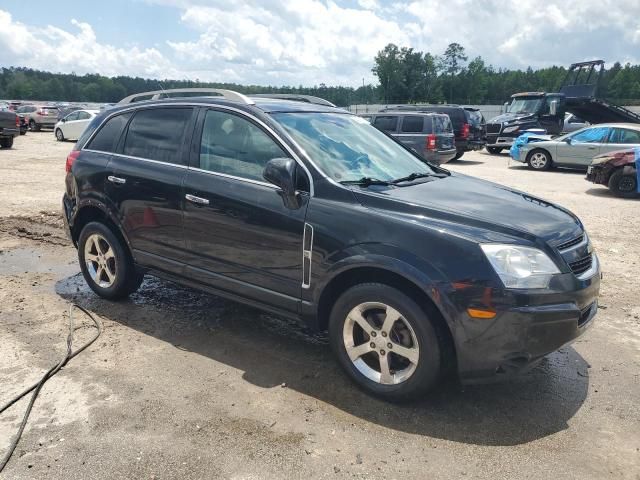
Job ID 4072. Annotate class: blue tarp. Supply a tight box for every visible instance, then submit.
[509,132,547,161]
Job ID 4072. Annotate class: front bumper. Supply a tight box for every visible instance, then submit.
[585,164,608,185]
[486,134,515,147]
[456,260,601,383]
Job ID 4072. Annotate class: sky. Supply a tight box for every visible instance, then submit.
[1,0,640,87]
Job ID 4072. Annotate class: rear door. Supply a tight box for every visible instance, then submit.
[555,126,609,166]
[397,115,426,153]
[181,107,310,312]
[107,106,196,272]
[603,127,640,154]
[71,111,94,139]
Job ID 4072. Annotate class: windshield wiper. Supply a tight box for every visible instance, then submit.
[339,177,391,187]
[390,172,448,184]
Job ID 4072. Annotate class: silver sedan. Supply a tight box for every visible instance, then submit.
[515,123,640,170]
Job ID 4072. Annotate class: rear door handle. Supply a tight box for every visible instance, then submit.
[185,194,210,205]
[107,175,126,184]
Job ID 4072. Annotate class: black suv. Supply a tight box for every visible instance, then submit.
[63,89,600,401]
[381,104,485,160]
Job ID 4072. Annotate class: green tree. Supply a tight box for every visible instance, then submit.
[438,43,467,102]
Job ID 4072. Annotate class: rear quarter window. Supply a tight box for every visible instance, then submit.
[400,116,424,133]
[84,112,132,153]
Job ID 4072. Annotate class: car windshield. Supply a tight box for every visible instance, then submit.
[507,97,542,114]
[272,112,435,182]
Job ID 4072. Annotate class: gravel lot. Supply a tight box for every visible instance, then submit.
[1,131,639,479]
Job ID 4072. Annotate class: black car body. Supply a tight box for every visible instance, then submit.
[381,104,480,160]
[368,111,456,165]
[0,110,19,148]
[62,90,600,400]
[463,107,486,148]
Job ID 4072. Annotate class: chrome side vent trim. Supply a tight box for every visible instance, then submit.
[302,223,314,289]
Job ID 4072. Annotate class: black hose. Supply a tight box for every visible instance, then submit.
[0,304,103,474]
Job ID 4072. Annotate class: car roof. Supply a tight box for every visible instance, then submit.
[583,123,640,129]
[373,110,447,117]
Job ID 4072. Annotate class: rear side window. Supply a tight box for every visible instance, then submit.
[400,116,424,133]
[433,115,453,133]
[77,111,92,120]
[373,116,398,133]
[85,112,132,153]
[123,108,193,164]
[608,128,640,144]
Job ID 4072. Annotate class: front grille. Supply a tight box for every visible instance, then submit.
[569,254,593,276]
[557,235,584,251]
[486,123,502,134]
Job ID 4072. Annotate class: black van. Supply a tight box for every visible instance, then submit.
[63,89,600,401]
[368,112,456,165]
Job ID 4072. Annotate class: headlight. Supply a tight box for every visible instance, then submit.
[503,125,520,133]
[481,244,560,289]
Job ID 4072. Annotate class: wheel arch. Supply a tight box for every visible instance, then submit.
[313,263,457,373]
[70,202,133,258]
[526,147,554,166]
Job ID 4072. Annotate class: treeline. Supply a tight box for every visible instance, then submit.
[372,43,640,105]
[2,43,640,106]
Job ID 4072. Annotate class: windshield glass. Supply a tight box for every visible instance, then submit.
[272,112,435,182]
[507,97,542,114]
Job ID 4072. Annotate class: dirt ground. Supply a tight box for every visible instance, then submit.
[0,131,639,480]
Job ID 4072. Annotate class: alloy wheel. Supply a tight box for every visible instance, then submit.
[342,302,420,385]
[84,233,117,288]
[529,152,548,169]
[618,175,636,192]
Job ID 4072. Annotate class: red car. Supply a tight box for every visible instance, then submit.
[586,149,638,198]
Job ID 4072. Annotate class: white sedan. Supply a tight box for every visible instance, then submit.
[54,109,99,141]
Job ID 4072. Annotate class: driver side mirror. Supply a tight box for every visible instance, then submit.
[61,118,66,123]
[564,136,572,144]
[263,158,302,210]
[550,100,558,116]
[503,102,509,113]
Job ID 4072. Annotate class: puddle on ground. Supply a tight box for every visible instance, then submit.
[0,247,77,276]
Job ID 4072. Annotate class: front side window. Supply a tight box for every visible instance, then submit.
[372,116,398,133]
[569,126,609,144]
[123,108,193,164]
[199,109,288,181]
[607,127,640,144]
[273,112,435,182]
[85,112,132,153]
[66,112,80,121]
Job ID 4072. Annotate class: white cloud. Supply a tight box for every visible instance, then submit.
[1,1,640,86]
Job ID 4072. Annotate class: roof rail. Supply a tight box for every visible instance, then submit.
[117,88,255,105]
[251,94,336,108]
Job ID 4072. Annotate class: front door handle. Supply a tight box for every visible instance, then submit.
[185,194,210,205]
[107,175,126,184]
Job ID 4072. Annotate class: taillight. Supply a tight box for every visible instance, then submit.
[15,115,19,127]
[425,134,437,150]
[66,151,80,173]
[461,123,470,139]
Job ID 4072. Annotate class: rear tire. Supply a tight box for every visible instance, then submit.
[328,283,442,402]
[55,128,65,141]
[526,149,552,170]
[78,221,144,300]
[608,169,639,198]
[0,137,14,149]
[487,147,502,154]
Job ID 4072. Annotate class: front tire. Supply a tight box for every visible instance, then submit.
[608,169,639,198]
[55,128,65,141]
[78,221,143,300]
[526,149,552,170]
[329,283,442,401]
[487,147,502,154]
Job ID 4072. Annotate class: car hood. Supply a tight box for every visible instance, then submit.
[353,173,583,245]
[488,112,537,125]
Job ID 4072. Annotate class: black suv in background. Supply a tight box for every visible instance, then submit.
[63,89,600,401]
[381,104,485,160]
[367,111,456,165]
[463,107,486,148]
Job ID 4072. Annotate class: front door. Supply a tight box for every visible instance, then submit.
[107,106,196,272]
[182,108,310,313]
[555,126,609,167]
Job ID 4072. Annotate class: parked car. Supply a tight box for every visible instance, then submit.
[57,105,83,121]
[63,88,600,401]
[16,104,59,131]
[369,111,456,165]
[0,110,20,148]
[463,107,486,150]
[381,105,479,160]
[513,123,640,170]
[586,148,638,198]
[562,113,589,133]
[55,109,99,141]
[17,115,28,135]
